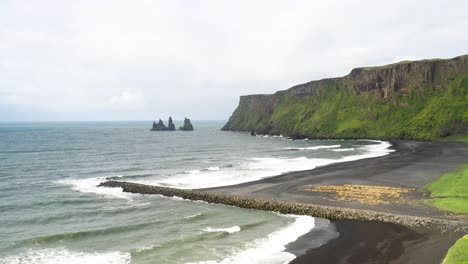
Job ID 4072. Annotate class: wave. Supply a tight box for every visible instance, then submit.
[284,144,341,150]
[0,248,130,264]
[202,226,241,234]
[55,178,132,200]
[134,140,393,189]
[183,166,221,174]
[190,215,315,264]
[184,213,205,220]
[17,221,162,246]
[330,148,355,152]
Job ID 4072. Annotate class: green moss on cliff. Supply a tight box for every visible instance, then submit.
[223,55,468,140]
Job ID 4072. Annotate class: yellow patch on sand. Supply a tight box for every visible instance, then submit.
[302,184,416,205]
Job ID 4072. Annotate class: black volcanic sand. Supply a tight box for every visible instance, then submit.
[203,140,468,264]
[289,220,463,264]
[204,140,468,218]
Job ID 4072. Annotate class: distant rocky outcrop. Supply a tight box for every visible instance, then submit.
[167,117,176,131]
[179,118,194,131]
[151,119,168,131]
[151,117,194,131]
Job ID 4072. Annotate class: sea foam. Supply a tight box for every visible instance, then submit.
[202,226,241,234]
[191,215,315,264]
[0,248,130,264]
[55,178,132,200]
[145,140,394,189]
[284,144,341,150]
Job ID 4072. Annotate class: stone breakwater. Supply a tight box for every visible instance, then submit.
[98,181,467,232]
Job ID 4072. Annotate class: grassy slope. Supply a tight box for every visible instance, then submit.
[426,164,468,214]
[443,235,468,264]
[269,77,468,140]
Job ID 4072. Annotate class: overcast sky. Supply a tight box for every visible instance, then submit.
[1,0,467,121]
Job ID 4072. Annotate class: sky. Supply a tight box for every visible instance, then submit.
[1,0,467,121]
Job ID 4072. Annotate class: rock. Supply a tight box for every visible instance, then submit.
[250,129,256,136]
[151,119,168,131]
[179,118,194,131]
[167,117,176,131]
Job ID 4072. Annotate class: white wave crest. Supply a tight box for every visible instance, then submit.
[191,215,315,264]
[285,144,341,150]
[55,178,132,200]
[331,148,355,152]
[202,226,241,234]
[0,248,130,264]
[140,140,393,189]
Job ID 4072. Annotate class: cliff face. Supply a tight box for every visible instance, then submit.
[222,55,468,140]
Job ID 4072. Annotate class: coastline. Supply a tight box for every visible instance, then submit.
[290,220,463,264]
[99,140,468,263]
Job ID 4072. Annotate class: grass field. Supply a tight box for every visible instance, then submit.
[426,163,468,214]
[443,235,468,264]
[427,164,468,263]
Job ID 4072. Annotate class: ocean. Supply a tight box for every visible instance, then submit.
[0,121,394,264]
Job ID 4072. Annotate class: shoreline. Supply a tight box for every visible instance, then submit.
[98,140,468,263]
[289,219,464,264]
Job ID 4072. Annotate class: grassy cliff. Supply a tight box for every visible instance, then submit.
[222,55,468,140]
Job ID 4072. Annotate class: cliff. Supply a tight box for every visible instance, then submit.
[222,55,468,140]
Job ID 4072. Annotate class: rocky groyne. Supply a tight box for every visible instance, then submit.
[98,181,467,232]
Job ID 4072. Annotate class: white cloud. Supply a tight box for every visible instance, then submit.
[108,91,145,109]
[0,0,467,121]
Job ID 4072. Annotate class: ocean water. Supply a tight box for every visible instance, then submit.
[0,121,394,264]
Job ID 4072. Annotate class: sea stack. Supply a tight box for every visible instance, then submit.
[167,117,176,131]
[179,118,194,131]
[151,119,168,131]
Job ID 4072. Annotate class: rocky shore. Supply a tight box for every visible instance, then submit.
[98,180,467,232]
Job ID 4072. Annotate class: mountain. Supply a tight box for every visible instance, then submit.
[222,55,468,140]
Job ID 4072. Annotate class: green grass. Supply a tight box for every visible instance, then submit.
[426,164,468,214]
[443,235,468,264]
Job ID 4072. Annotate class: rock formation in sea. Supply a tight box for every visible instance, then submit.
[151,119,168,131]
[167,117,176,131]
[179,118,194,131]
[222,54,468,140]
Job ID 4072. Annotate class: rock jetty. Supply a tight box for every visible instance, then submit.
[98,181,467,232]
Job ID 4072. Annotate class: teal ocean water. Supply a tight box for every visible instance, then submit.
[0,121,393,264]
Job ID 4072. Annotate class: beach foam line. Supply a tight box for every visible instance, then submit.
[202,226,241,234]
[0,248,130,264]
[140,140,393,189]
[284,144,341,150]
[331,148,355,152]
[191,215,315,264]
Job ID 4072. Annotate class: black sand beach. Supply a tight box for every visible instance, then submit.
[101,140,468,263]
[205,140,468,263]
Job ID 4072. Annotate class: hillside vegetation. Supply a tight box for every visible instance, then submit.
[223,55,468,140]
